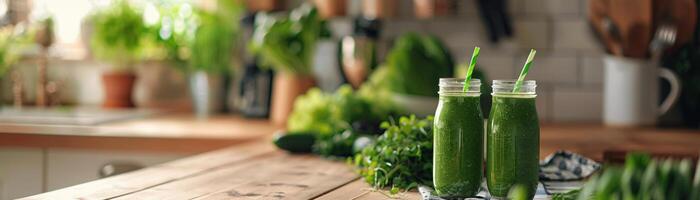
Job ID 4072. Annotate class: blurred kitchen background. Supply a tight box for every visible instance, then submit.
[1,0,698,126]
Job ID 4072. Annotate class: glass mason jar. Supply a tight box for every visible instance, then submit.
[486,80,540,199]
[433,78,484,198]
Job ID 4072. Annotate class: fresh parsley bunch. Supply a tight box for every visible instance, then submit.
[352,115,434,192]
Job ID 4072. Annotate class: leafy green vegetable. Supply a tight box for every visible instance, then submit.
[250,4,329,75]
[288,85,398,136]
[552,189,580,200]
[370,33,454,97]
[554,153,700,200]
[286,84,398,157]
[353,115,434,191]
[288,85,370,136]
[89,0,147,70]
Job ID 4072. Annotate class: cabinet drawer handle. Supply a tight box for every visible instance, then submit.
[99,162,144,178]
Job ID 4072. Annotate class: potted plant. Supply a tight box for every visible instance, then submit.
[89,0,147,108]
[245,0,284,12]
[186,3,241,118]
[362,0,397,19]
[250,4,328,125]
[0,26,30,78]
[414,0,452,19]
[313,0,347,19]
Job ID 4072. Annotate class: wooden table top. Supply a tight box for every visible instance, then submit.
[20,124,700,200]
[0,114,279,153]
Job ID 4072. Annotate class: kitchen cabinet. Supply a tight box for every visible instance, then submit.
[0,148,185,200]
[0,114,273,199]
[0,148,43,200]
[46,148,185,191]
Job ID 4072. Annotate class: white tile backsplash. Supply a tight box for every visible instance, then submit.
[518,53,578,84]
[553,18,600,51]
[582,55,604,84]
[513,18,551,50]
[536,84,552,122]
[478,56,517,80]
[552,87,603,122]
[3,0,606,122]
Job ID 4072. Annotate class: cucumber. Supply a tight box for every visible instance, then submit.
[272,131,316,153]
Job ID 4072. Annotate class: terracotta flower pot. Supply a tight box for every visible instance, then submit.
[414,0,451,19]
[270,73,316,126]
[245,0,284,12]
[102,72,136,108]
[314,0,347,19]
[362,0,397,19]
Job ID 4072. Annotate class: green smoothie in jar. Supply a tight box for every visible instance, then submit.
[433,78,484,198]
[487,80,539,199]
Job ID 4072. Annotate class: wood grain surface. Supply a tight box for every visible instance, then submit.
[0,114,279,153]
[21,124,700,200]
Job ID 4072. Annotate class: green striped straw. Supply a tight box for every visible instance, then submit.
[513,49,537,93]
[463,46,480,92]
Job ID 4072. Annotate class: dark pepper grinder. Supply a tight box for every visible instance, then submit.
[238,61,273,118]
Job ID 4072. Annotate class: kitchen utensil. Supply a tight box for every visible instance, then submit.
[476,0,513,43]
[652,0,697,51]
[603,55,681,126]
[588,0,652,58]
[601,17,624,56]
[650,22,677,61]
[649,23,678,54]
[613,0,652,58]
[588,0,613,54]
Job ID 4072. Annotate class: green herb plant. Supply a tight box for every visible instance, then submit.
[353,115,434,193]
[140,1,197,70]
[188,6,240,74]
[250,4,329,75]
[0,26,32,77]
[89,0,147,71]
